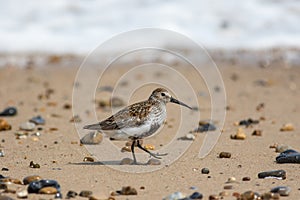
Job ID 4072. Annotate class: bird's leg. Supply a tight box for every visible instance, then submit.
[131,139,138,164]
[136,140,167,159]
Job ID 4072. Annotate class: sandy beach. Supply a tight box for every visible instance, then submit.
[0,53,299,200]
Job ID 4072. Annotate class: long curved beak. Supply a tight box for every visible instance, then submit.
[170,97,192,110]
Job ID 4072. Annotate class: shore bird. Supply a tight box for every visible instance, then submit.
[83,88,192,164]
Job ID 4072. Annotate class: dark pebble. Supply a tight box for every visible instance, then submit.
[29,161,40,168]
[208,194,219,200]
[29,115,45,125]
[119,186,137,195]
[28,179,61,193]
[239,118,259,127]
[242,176,251,181]
[270,186,291,196]
[276,149,300,164]
[190,191,203,199]
[0,107,17,117]
[258,169,286,179]
[1,168,8,171]
[79,190,93,197]
[196,122,217,132]
[201,168,210,174]
[219,152,231,158]
[223,185,233,190]
[66,190,78,198]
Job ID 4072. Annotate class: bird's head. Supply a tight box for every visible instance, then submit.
[149,88,192,109]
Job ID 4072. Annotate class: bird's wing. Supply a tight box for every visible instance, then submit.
[84,101,153,130]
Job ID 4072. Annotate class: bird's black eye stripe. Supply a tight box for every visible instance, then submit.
[161,93,165,96]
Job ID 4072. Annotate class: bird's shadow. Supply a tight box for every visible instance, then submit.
[69,160,148,166]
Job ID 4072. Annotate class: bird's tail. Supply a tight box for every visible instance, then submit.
[83,123,102,130]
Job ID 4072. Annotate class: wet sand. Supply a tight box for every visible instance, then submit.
[0,53,300,199]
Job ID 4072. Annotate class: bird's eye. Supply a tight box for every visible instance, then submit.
[161,93,165,96]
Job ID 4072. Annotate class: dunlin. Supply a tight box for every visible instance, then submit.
[84,88,192,164]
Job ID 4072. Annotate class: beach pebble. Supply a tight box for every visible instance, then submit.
[189,191,203,199]
[0,119,12,131]
[16,188,28,198]
[120,158,134,165]
[226,177,237,183]
[201,168,210,174]
[28,179,60,193]
[280,123,294,131]
[144,144,155,150]
[39,186,57,194]
[121,146,131,152]
[83,157,94,162]
[178,133,195,140]
[29,161,40,168]
[270,186,291,196]
[23,175,42,185]
[242,176,251,181]
[29,116,45,125]
[147,158,161,165]
[276,149,300,164]
[231,128,246,140]
[0,107,17,117]
[252,129,262,136]
[224,185,233,190]
[163,192,186,200]
[240,191,260,200]
[0,150,4,157]
[195,121,217,132]
[80,132,103,145]
[261,192,280,199]
[20,122,35,131]
[66,190,78,198]
[208,194,219,200]
[79,190,93,197]
[119,186,137,195]
[258,169,286,179]
[219,152,231,158]
[239,118,259,127]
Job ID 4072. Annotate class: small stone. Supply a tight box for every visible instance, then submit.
[17,188,28,198]
[20,122,35,131]
[29,161,40,168]
[55,192,62,199]
[0,107,17,117]
[63,103,72,109]
[121,146,131,152]
[29,116,45,125]
[208,194,219,200]
[223,185,233,190]
[226,177,237,183]
[201,168,210,174]
[195,121,217,132]
[120,186,137,195]
[80,132,103,145]
[256,103,265,111]
[232,192,240,198]
[261,192,280,199]
[219,152,231,158]
[83,157,94,162]
[189,191,203,199]
[66,190,78,198]
[271,186,291,196]
[0,119,12,131]
[178,133,195,140]
[147,158,161,165]
[280,123,294,131]
[252,129,262,136]
[79,190,93,197]
[242,177,251,181]
[239,118,259,127]
[120,158,134,165]
[258,169,286,179]
[28,179,60,193]
[240,191,255,200]
[144,144,155,150]
[219,191,229,197]
[0,150,4,157]
[163,192,186,200]
[39,187,57,194]
[276,149,300,163]
[231,128,246,140]
[1,168,8,171]
[23,175,42,185]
